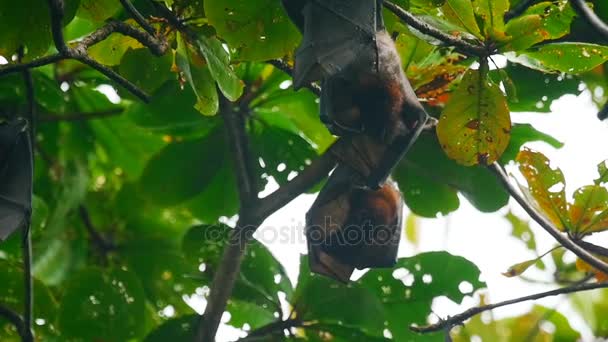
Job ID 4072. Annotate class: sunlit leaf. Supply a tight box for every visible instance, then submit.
[570,185,608,235]
[516,148,570,231]
[501,123,563,162]
[441,0,482,39]
[88,30,143,66]
[508,43,608,74]
[437,69,511,166]
[471,0,509,39]
[195,36,244,101]
[204,0,301,61]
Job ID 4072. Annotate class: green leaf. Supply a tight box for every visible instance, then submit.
[204,0,301,61]
[249,112,318,186]
[195,36,244,101]
[58,268,147,341]
[359,252,485,341]
[501,2,575,52]
[502,257,540,277]
[293,256,386,338]
[441,0,483,39]
[571,289,608,337]
[501,123,563,162]
[119,48,173,94]
[394,131,508,217]
[437,69,511,166]
[0,0,52,58]
[126,81,220,138]
[88,31,143,66]
[76,0,120,22]
[498,63,581,113]
[471,0,509,39]
[122,238,198,314]
[176,34,219,116]
[516,148,570,231]
[569,185,608,235]
[0,260,58,341]
[509,43,608,74]
[595,160,608,185]
[505,211,537,251]
[182,224,293,325]
[143,314,198,342]
[138,127,225,206]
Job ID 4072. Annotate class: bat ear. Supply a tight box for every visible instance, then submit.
[0,119,33,241]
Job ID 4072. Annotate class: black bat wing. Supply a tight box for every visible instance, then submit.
[292,0,381,89]
[0,119,33,241]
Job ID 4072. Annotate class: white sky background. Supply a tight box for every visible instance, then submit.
[212,89,608,341]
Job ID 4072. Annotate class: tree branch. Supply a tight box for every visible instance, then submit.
[0,54,65,77]
[78,205,116,253]
[119,0,157,36]
[18,47,35,342]
[488,163,608,276]
[383,1,488,57]
[411,281,608,333]
[75,20,168,56]
[504,0,538,22]
[571,0,608,41]
[0,304,27,340]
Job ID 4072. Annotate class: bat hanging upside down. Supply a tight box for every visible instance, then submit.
[282,0,429,281]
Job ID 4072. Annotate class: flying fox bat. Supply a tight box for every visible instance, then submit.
[282,0,429,190]
[305,165,403,282]
[0,118,33,241]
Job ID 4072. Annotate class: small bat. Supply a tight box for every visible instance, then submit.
[0,118,33,241]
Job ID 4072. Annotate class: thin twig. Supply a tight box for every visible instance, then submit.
[488,163,608,276]
[78,205,116,253]
[75,20,167,56]
[504,0,537,22]
[383,1,487,57]
[411,281,608,333]
[119,0,157,36]
[39,108,123,122]
[18,47,35,342]
[571,0,608,41]
[0,304,27,340]
[0,54,65,77]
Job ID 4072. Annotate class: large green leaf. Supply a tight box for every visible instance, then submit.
[358,252,485,341]
[119,48,173,94]
[126,81,220,138]
[204,0,301,61]
[137,126,225,206]
[88,30,143,66]
[143,314,199,342]
[441,0,482,39]
[501,123,563,162]
[76,0,120,22]
[58,268,147,341]
[182,224,293,329]
[437,69,511,166]
[394,131,509,217]
[508,43,608,74]
[471,0,509,39]
[0,260,58,341]
[0,0,52,58]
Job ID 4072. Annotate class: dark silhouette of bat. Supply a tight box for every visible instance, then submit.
[282,0,429,190]
[282,0,426,281]
[0,118,33,241]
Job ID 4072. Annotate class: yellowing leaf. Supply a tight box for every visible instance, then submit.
[502,258,537,277]
[437,69,511,166]
[471,0,509,39]
[570,185,608,235]
[516,148,570,231]
[576,257,608,282]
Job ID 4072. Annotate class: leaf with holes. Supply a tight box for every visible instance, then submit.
[508,43,608,74]
[437,69,511,166]
[359,252,485,341]
[505,211,538,251]
[204,0,301,61]
[58,268,147,341]
[516,148,570,231]
[570,185,608,235]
